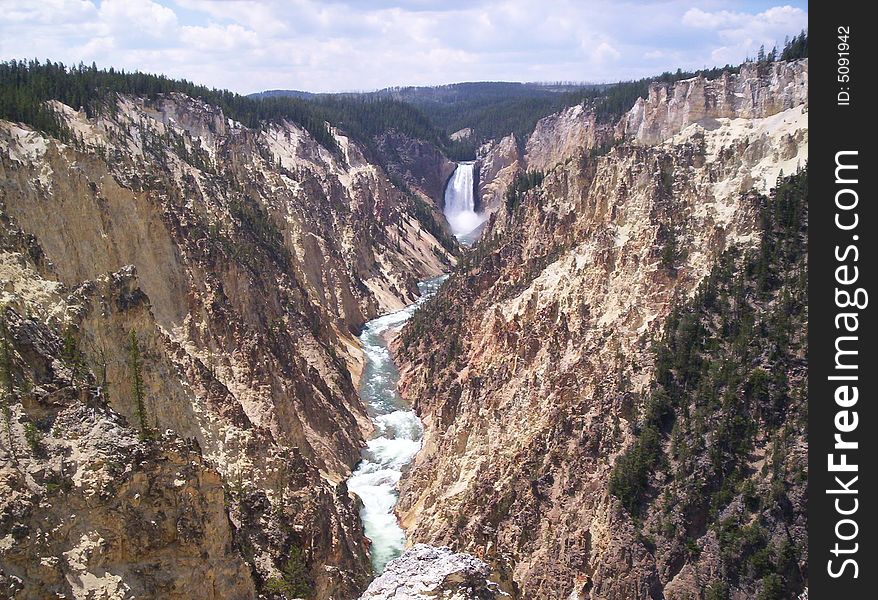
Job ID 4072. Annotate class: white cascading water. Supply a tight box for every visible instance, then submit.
[443,162,485,239]
[347,276,446,574]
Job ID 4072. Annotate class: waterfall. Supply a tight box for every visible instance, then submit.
[443,162,484,239]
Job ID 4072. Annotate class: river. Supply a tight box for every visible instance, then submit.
[347,276,447,574]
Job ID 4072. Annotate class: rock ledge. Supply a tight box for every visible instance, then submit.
[360,544,507,599]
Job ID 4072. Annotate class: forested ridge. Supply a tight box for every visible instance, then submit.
[385,30,807,158]
[0,60,447,160]
[0,59,343,152]
[610,170,808,599]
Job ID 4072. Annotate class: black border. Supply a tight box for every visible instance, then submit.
[808,6,875,597]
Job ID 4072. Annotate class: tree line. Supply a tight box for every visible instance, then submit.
[1,34,808,165]
[0,59,449,156]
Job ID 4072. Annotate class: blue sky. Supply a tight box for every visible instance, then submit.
[1,1,808,94]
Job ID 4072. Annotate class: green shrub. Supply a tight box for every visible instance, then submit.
[505,170,545,212]
[24,422,42,452]
[264,548,312,598]
[705,580,729,600]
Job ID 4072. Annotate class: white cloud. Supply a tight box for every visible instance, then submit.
[99,0,178,37]
[681,4,807,64]
[0,1,809,93]
[75,35,116,58]
[683,8,740,29]
[592,41,621,64]
[3,0,97,24]
[683,5,806,48]
[180,23,260,52]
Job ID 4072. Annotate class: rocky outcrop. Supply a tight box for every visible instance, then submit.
[359,544,507,599]
[0,216,374,598]
[475,135,521,215]
[476,101,611,218]
[617,59,808,145]
[374,131,458,207]
[395,61,808,599]
[450,128,473,142]
[0,243,254,599]
[0,90,455,598]
[372,130,460,248]
[524,104,609,171]
[477,60,807,220]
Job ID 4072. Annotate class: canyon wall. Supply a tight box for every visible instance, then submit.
[617,59,808,146]
[374,131,458,207]
[0,92,455,599]
[396,60,808,599]
[476,135,521,216]
[476,59,807,218]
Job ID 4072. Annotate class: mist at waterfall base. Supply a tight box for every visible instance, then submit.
[443,162,485,243]
[347,276,447,574]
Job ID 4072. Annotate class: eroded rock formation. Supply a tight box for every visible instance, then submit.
[0,90,455,599]
[475,135,520,216]
[617,60,808,146]
[395,60,808,599]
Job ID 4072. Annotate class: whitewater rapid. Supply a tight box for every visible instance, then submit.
[444,162,485,241]
[347,276,447,574]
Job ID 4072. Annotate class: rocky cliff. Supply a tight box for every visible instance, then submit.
[475,135,520,216]
[374,131,458,208]
[617,60,807,146]
[0,90,456,598]
[395,60,808,599]
[524,105,607,171]
[476,60,807,221]
[373,130,459,249]
[0,230,255,599]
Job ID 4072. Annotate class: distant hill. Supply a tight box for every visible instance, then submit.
[248,81,606,159]
[248,81,601,104]
[249,89,317,100]
[369,81,603,104]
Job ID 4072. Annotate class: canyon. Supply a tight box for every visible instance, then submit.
[395,58,808,599]
[0,89,454,598]
[0,57,808,600]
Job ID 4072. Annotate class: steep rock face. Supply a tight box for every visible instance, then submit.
[524,105,608,171]
[450,128,473,142]
[0,240,254,599]
[373,131,460,250]
[395,62,807,599]
[608,173,809,600]
[617,60,808,145]
[359,544,507,600]
[374,131,458,206]
[477,103,613,219]
[0,91,454,597]
[66,265,372,599]
[0,219,373,598]
[475,135,521,215]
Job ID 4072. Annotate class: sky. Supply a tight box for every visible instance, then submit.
[1,1,808,94]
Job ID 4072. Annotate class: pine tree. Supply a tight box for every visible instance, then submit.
[128,330,151,440]
[780,31,808,61]
[0,316,16,457]
[660,225,678,272]
[62,327,86,388]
